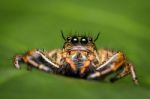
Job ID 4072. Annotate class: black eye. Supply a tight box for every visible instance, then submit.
[80,37,88,44]
[71,37,79,44]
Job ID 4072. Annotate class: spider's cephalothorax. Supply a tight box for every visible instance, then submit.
[60,33,100,76]
[13,31,139,85]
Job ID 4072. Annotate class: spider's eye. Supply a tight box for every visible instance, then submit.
[89,37,93,42]
[71,37,79,44]
[67,37,71,41]
[80,37,88,45]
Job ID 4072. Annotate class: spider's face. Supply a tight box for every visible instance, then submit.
[63,36,96,52]
[61,33,100,70]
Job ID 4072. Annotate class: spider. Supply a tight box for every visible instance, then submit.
[13,31,139,85]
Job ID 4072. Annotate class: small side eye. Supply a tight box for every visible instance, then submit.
[89,37,93,42]
[71,37,79,44]
[80,37,88,45]
[67,37,71,41]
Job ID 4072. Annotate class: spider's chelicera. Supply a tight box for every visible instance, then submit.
[13,31,139,84]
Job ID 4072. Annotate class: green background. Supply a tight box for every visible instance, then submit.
[0,0,150,99]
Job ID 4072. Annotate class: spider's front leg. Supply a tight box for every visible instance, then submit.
[88,52,139,85]
[13,49,60,73]
[80,54,95,76]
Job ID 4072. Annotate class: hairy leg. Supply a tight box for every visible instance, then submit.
[13,49,60,73]
[87,52,125,79]
[110,62,139,85]
[88,52,139,85]
[129,63,139,85]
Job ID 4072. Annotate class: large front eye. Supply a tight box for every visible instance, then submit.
[80,37,88,45]
[71,37,79,44]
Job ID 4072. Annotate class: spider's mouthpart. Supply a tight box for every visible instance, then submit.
[69,46,89,51]
[71,51,87,69]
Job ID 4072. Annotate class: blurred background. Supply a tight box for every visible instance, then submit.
[0,0,150,99]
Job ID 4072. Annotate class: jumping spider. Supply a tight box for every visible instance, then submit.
[13,31,139,84]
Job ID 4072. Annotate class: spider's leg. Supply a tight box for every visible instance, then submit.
[80,60,91,76]
[80,54,95,76]
[129,63,139,85]
[26,57,53,72]
[13,55,24,69]
[110,63,139,85]
[65,57,77,72]
[87,52,125,80]
[13,55,34,71]
[109,62,130,83]
[13,49,60,73]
